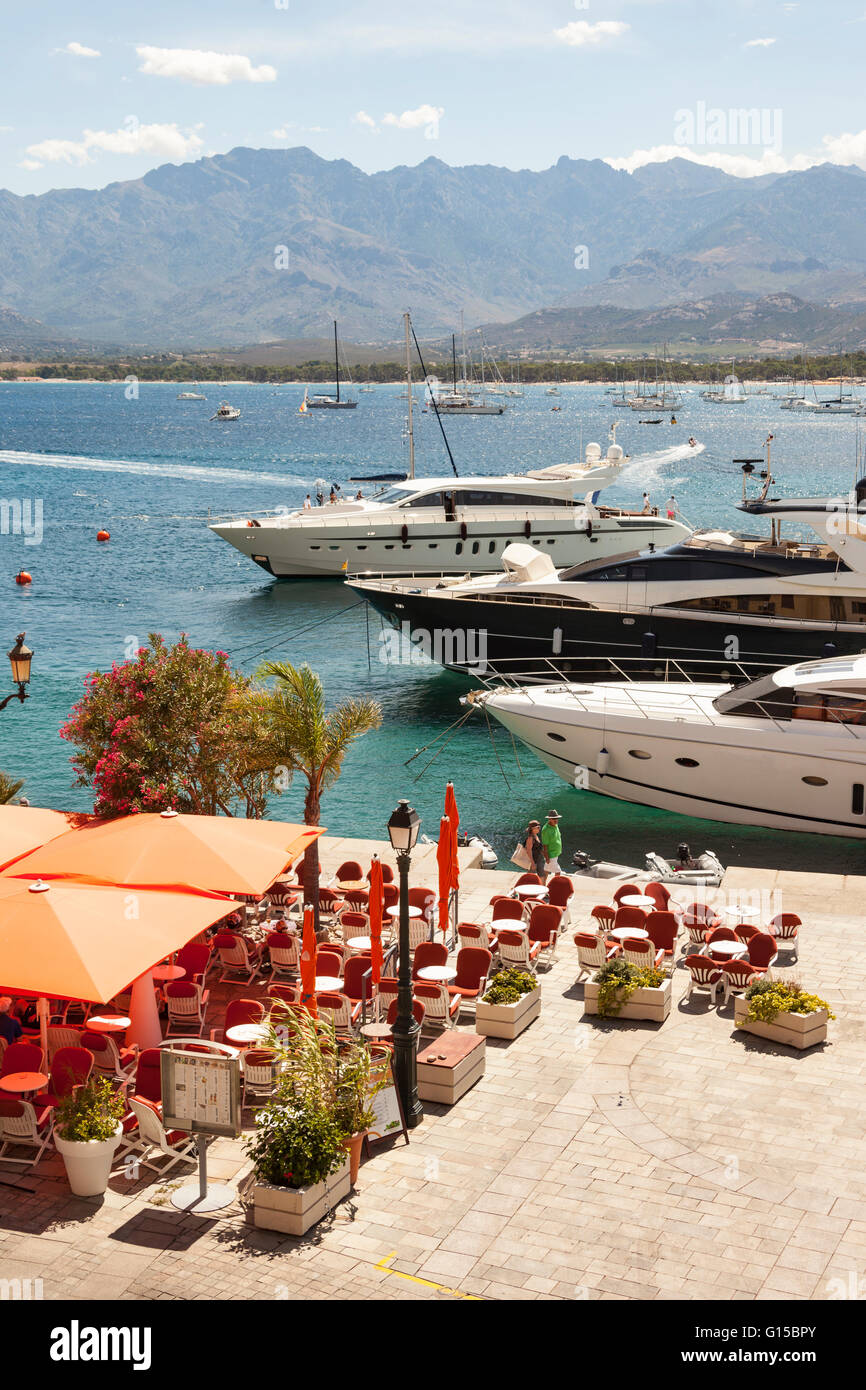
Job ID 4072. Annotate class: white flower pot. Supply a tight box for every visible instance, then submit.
[584,977,672,1023]
[253,1159,351,1236]
[475,986,541,1039]
[734,996,829,1049]
[55,1126,123,1197]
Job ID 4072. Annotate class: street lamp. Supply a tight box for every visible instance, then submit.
[0,633,33,712]
[387,798,423,1129]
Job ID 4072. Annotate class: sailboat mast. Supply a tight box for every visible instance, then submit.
[452,334,457,393]
[334,320,340,404]
[404,312,415,479]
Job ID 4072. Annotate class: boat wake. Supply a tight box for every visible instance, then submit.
[620,439,705,491]
[0,449,303,488]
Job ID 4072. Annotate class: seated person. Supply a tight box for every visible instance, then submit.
[0,995,24,1046]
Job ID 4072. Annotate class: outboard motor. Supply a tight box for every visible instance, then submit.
[676,842,692,867]
[572,849,595,871]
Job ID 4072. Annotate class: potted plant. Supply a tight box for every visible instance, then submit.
[53,1075,126,1198]
[245,1100,350,1236]
[735,977,834,1049]
[475,967,540,1039]
[333,1042,381,1184]
[584,958,671,1022]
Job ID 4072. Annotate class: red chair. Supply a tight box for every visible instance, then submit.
[768,913,800,961]
[212,998,264,1045]
[316,992,359,1033]
[497,929,541,972]
[213,931,262,984]
[614,906,646,934]
[267,930,300,981]
[382,883,399,913]
[514,872,543,887]
[684,902,722,930]
[317,950,344,979]
[590,905,616,938]
[446,947,492,1015]
[317,887,347,918]
[133,1048,163,1103]
[684,955,723,1003]
[377,977,399,1011]
[334,860,364,884]
[366,862,395,885]
[412,941,448,981]
[412,981,460,1030]
[574,931,620,980]
[342,955,373,1006]
[734,924,762,946]
[720,959,761,1004]
[0,1041,44,1078]
[705,925,737,947]
[80,1029,136,1082]
[386,998,425,1028]
[620,936,664,970]
[747,933,779,972]
[491,898,525,924]
[408,887,436,923]
[267,982,300,1005]
[457,922,499,954]
[527,903,563,964]
[343,887,370,913]
[33,1046,93,1109]
[613,883,642,906]
[546,875,574,916]
[175,942,212,987]
[644,881,672,911]
[645,911,678,963]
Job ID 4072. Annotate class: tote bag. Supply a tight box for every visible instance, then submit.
[510,841,533,871]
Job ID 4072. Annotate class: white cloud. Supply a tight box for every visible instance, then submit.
[553,20,629,48]
[64,41,101,58]
[271,124,327,138]
[382,104,444,130]
[135,46,276,85]
[744,37,776,48]
[821,128,866,166]
[606,128,866,179]
[17,158,42,171]
[24,121,204,167]
[353,110,379,132]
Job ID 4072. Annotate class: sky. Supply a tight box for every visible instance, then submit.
[1,0,864,196]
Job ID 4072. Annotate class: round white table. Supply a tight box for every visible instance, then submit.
[151,964,184,983]
[346,935,372,952]
[721,906,749,923]
[387,905,422,919]
[707,941,747,959]
[610,926,649,941]
[417,965,457,983]
[314,975,342,992]
[619,894,655,909]
[225,1022,269,1046]
[361,1021,393,1040]
[87,1015,131,1033]
[514,884,546,899]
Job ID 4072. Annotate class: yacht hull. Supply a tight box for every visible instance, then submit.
[355,583,866,679]
[481,693,866,837]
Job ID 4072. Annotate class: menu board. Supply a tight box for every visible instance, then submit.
[161,1049,242,1139]
[367,1084,406,1145]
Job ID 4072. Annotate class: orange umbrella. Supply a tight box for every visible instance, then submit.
[368,857,384,990]
[0,876,234,1003]
[437,816,454,939]
[0,805,91,873]
[299,906,318,1017]
[445,782,460,897]
[11,810,324,896]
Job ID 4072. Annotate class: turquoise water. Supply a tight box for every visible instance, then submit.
[1,379,864,874]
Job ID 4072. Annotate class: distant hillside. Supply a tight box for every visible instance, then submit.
[2,149,866,348]
[0,305,96,359]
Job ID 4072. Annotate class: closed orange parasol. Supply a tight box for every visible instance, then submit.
[436,816,454,939]
[0,876,234,1004]
[445,782,460,898]
[0,805,91,873]
[299,906,318,1017]
[11,810,324,896]
[368,856,384,989]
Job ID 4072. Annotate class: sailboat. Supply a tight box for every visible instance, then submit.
[304,322,358,409]
[427,324,506,415]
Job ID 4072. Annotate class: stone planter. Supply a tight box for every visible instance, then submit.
[55,1126,123,1198]
[734,996,829,1049]
[253,1159,352,1236]
[584,977,672,1023]
[475,986,541,1040]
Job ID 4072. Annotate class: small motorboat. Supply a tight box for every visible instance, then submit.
[211,401,241,421]
[178,390,207,400]
[420,829,498,868]
[571,843,724,887]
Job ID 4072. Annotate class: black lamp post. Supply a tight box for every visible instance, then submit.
[387,797,423,1129]
[0,634,33,712]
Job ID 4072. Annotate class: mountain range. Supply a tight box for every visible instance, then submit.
[2,147,866,352]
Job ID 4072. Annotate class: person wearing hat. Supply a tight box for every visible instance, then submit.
[540,810,563,879]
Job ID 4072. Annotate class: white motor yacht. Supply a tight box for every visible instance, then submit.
[474,653,866,839]
[211,401,240,420]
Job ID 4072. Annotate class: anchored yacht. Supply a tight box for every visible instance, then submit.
[473,654,866,839]
[209,439,695,578]
[347,445,866,679]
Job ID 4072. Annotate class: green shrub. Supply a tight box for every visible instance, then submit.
[741,979,834,1025]
[483,968,538,1006]
[54,1075,126,1143]
[245,1103,346,1189]
[593,959,667,1017]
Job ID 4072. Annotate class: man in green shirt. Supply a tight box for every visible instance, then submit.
[540,810,562,879]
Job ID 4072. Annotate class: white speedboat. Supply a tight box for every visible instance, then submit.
[211,401,240,420]
[209,438,691,578]
[178,389,207,400]
[476,654,866,839]
[572,846,725,886]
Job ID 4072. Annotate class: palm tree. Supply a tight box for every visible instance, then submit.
[0,771,24,804]
[259,662,382,927]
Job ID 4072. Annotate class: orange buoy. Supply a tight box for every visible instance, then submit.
[15,571,32,585]
[97,530,110,542]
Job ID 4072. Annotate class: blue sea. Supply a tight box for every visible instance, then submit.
[1,378,864,874]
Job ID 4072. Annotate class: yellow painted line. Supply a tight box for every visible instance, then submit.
[375,1250,483,1300]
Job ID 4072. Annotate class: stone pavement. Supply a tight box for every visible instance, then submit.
[1,856,865,1302]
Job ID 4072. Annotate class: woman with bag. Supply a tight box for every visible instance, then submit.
[512,819,545,877]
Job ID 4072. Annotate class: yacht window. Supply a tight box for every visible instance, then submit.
[429,543,438,549]
[356,545,367,550]
[384,544,395,550]
[459,490,565,508]
[455,542,463,556]
[403,492,445,509]
[546,539,556,546]
[309,545,320,550]
[488,541,496,554]
[328,545,340,551]
[675,758,699,768]
[854,784,865,816]
[802,776,828,786]
[628,750,651,760]
[471,541,480,555]
[547,732,567,743]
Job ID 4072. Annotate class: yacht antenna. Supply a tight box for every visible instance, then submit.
[411,321,459,478]
[404,311,415,479]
